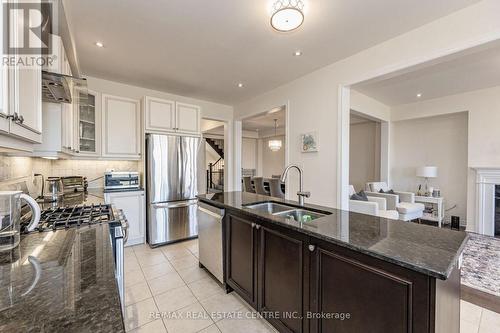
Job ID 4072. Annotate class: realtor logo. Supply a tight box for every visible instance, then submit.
[3,1,52,56]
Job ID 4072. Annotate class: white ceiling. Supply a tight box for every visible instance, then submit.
[353,43,500,106]
[63,0,480,105]
[242,108,285,132]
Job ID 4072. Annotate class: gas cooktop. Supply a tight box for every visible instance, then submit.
[27,204,115,232]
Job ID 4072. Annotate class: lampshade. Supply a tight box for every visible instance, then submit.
[268,118,282,151]
[268,139,282,151]
[416,166,438,178]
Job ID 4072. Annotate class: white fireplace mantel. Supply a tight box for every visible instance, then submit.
[473,167,500,236]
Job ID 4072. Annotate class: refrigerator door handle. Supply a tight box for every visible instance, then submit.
[152,200,198,209]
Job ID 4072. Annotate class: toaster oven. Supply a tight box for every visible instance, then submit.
[104,172,140,191]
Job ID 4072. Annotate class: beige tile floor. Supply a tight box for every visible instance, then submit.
[460,300,500,333]
[124,239,500,333]
[124,239,277,333]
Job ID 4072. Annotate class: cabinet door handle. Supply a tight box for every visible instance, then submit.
[308,245,315,252]
[255,224,261,230]
[18,115,24,124]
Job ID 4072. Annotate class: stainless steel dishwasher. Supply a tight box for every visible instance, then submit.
[197,201,225,283]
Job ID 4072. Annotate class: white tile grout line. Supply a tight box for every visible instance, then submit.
[477,309,484,333]
[126,241,208,332]
[125,246,168,332]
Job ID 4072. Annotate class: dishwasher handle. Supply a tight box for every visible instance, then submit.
[198,206,223,219]
[198,202,224,219]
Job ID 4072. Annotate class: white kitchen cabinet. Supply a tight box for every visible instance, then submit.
[8,66,42,142]
[143,96,200,135]
[175,102,200,134]
[104,190,146,247]
[144,96,175,133]
[102,94,141,159]
[0,60,8,134]
[3,0,42,143]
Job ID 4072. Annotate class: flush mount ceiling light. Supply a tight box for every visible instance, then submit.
[95,41,104,48]
[270,0,305,32]
[294,50,302,56]
[268,119,283,151]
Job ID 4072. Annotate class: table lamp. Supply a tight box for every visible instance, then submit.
[416,166,438,196]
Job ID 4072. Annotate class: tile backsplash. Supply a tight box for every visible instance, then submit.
[0,156,51,181]
[50,160,139,188]
[0,156,139,188]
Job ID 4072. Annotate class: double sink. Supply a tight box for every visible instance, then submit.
[244,202,330,223]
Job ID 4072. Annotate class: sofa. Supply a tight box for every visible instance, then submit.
[365,182,424,221]
[348,186,399,219]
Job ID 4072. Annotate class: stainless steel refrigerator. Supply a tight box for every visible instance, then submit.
[146,134,203,246]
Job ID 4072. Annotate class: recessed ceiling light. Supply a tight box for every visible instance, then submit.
[294,50,302,56]
[95,41,104,48]
[237,83,244,88]
[270,0,305,32]
[417,93,422,98]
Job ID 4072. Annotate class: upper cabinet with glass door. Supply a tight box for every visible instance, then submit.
[77,90,101,156]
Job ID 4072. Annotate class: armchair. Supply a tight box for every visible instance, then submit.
[365,182,424,221]
[348,186,399,220]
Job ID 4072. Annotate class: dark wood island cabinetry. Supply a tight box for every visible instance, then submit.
[200,192,467,333]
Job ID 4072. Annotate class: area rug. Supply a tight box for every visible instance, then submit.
[461,232,500,297]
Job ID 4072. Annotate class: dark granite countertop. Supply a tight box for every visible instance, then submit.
[197,191,469,280]
[0,194,124,332]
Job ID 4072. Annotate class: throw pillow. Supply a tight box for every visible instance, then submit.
[350,190,368,201]
[379,189,396,195]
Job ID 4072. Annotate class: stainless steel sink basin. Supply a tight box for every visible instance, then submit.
[245,201,329,223]
[244,202,296,214]
[273,209,327,222]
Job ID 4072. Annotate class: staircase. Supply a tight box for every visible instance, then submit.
[206,138,224,192]
[205,138,224,159]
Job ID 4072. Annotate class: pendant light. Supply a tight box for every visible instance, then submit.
[270,0,305,32]
[268,119,282,152]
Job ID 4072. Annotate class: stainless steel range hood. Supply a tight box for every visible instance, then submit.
[42,70,87,104]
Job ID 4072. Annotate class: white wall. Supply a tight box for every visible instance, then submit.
[235,0,500,207]
[349,121,381,191]
[391,86,500,167]
[390,112,468,223]
[259,135,286,178]
[391,85,500,230]
[242,138,257,170]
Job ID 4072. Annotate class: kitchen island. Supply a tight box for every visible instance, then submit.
[0,191,125,333]
[198,191,468,333]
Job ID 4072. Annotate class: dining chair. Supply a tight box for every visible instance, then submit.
[243,176,255,193]
[269,178,285,199]
[253,177,269,195]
